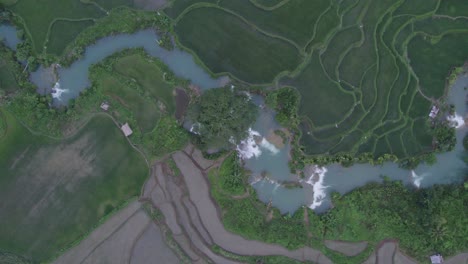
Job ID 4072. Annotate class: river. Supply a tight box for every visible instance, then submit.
[0,24,21,50]
[242,76,467,213]
[2,24,466,214]
[30,29,228,104]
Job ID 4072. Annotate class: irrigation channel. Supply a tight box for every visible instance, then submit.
[1,25,467,214]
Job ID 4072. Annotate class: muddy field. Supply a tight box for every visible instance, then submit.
[55,201,179,264]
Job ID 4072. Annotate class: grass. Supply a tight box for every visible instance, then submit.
[285,52,355,128]
[46,19,95,56]
[0,110,148,262]
[436,0,468,16]
[0,44,22,95]
[9,0,104,53]
[90,0,135,10]
[408,32,468,98]
[94,71,161,133]
[168,0,464,162]
[220,0,330,48]
[164,0,217,18]
[307,3,339,49]
[114,53,175,114]
[175,6,301,84]
[142,115,189,157]
[217,152,246,195]
[321,26,362,80]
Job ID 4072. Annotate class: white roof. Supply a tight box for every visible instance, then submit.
[121,123,133,137]
[430,254,443,264]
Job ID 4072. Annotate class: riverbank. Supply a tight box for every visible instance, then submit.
[139,144,468,263]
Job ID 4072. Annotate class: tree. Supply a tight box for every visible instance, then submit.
[188,87,257,149]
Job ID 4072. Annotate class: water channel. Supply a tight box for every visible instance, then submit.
[30,29,228,104]
[1,25,466,214]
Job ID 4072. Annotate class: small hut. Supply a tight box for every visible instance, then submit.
[430,254,444,264]
[100,102,110,111]
[429,106,439,119]
[121,123,133,137]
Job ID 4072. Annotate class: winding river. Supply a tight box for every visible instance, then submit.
[1,25,466,214]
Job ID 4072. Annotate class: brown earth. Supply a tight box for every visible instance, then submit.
[266,129,285,148]
[175,88,190,121]
[54,201,180,264]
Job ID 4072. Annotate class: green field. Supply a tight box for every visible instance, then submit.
[9,0,104,53]
[171,0,468,161]
[5,0,140,55]
[0,44,22,95]
[46,19,95,56]
[114,53,175,114]
[175,6,301,84]
[0,110,148,261]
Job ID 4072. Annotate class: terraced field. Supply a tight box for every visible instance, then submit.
[2,0,143,55]
[170,0,468,160]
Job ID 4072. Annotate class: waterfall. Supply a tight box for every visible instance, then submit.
[303,166,329,209]
[51,81,68,100]
[447,113,465,128]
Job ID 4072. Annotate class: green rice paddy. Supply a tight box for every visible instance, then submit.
[0,110,148,261]
[0,45,21,95]
[175,6,301,84]
[4,0,139,55]
[171,0,468,160]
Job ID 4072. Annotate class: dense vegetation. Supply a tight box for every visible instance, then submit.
[188,87,257,149]
[170,0,466,165]
[266,87,300,128]
[218,153,246,195]
[209,162,468,263]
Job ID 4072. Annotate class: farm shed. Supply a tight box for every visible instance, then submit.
[121,123,133,137]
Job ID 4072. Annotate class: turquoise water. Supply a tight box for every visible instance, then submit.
[248,76,468,214]
[31,29,227,104]
[4,24,466,214]
[0,24,21,50]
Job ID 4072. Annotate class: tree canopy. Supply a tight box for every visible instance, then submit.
[189,87,257,149]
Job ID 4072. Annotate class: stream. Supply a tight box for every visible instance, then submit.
[2,25,466,214]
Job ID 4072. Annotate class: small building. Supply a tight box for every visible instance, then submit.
[100,102,110,111]
[121,123,133,137]
[430,254,444,264]
[429,105,439,119]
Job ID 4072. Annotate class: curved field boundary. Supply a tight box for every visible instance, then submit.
[172,150,333,263]
[43,17,97,55]
[174,2,303,53]
[173,4,303,85]
[248,0,291,11]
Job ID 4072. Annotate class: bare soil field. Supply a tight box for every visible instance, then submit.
[376,241,397,264]
[54,201,142,264]
[130,221,179,264]
[55,201,179,264]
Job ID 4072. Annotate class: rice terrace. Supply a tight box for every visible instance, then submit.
[0,0,467,263]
